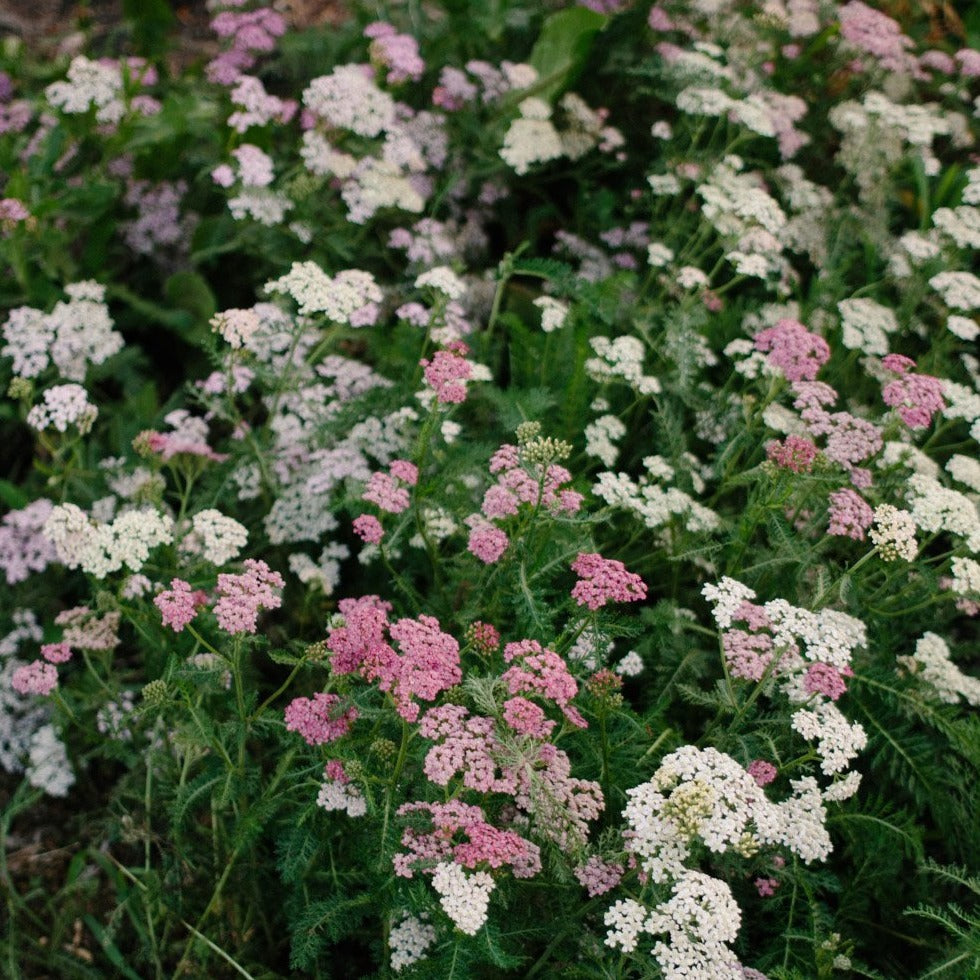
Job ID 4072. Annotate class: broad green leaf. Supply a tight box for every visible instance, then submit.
[529,8,608,102]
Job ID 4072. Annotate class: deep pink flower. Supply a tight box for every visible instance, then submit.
[755,877,780,897]
[766,435,818,473]
[747,760,778,787]
[502,696,555,738]
[421,346,471,404]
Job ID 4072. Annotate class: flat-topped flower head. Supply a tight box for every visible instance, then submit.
[571,552,647,610]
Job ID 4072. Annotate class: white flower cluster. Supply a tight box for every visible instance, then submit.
[316,777,367,817]
[288,543,349,595]
[25,723,75,797]
[45,56,123,124]
[930,271,980,311]
[185,509,249,566]
[389,914,436,972]
[303,65,396,138]
[951,556,980,598]
[869,504,918,561]
[415,266,467,300]
[697,157,787,239]
[646,871,743,980]
[586,336,661,395]
[2,281,122,381]
[533,295,569,333]
[0,611,49,778]
[946,455,980,493]
[594,457,720,535]
[906,473,980,552]
[792,703,869,775]
[907,632,980,707]
[933,205,980,250]
[837,297,899,356]
[430,861,495,935]
[341,158,426,224]
[500,97,564,176]
[43,503,173,578]
[266,262,382,325]
[585,415,626,467]
[26,384,98,434]
[604,898,648,953]
[210,308,261,349]
[615,650,644,677]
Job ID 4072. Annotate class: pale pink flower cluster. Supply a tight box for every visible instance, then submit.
[480,442,583,520]
[421,342,472,404]
[207,4,286,86]
[154,579,208,633]
[365,22,424,85]
[41,642,72,664]
[362,460,417,514]
[747,760,777,787]
[284,692,358,746]
[838,1,919,76]
[827,488,873,541]
[467,523,509,564]
[11,660,58,696]
[141,410,228,463]
[722,629,774,682]
[419,704,515,792]
[327,598,461,721]
[570,553,647,611]
[213,559,284,634]
[502,639,586,728]
[881,362,945,430]
[753,318,830,382]
[0,499,56,584]
[56,606,120,651]
[574,856,624,897]
[393,800,541,879]
[352,514,384,544]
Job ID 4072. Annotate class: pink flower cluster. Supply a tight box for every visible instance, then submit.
[213,559,284,634]
[766,435,818,473]
[140,429,229,463]
[753,318,830,382]
[284,692,358,746]
[362,460,417,514]
[421,342,472,404]
[0,499,56,585]
[722,630,775,682]
[502,696,555,738]
[419,704,515,792]
[839,1,919,76]
[574,856,624,897]
[41,642,72,664]
[467,621,501,653]
[502,639,586,728]
[207,3,287,86]
[827,488,873,541]
[155,578,209,632]
[57,606,120,651]
[393,800,541,879]
[352,514,384,544]
[570,553,647,611]
[11,660,58,696]
[467,522,509,564]
[747,760,778,787]
[804,662,848,701]
[481,443,583,519]
[364,22,424,84]
[327,598,461,721]
[881,359,945,429]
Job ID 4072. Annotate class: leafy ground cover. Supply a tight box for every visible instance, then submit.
[1,1,980,976]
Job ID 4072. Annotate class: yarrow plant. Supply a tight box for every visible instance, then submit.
[1,1,979,977]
